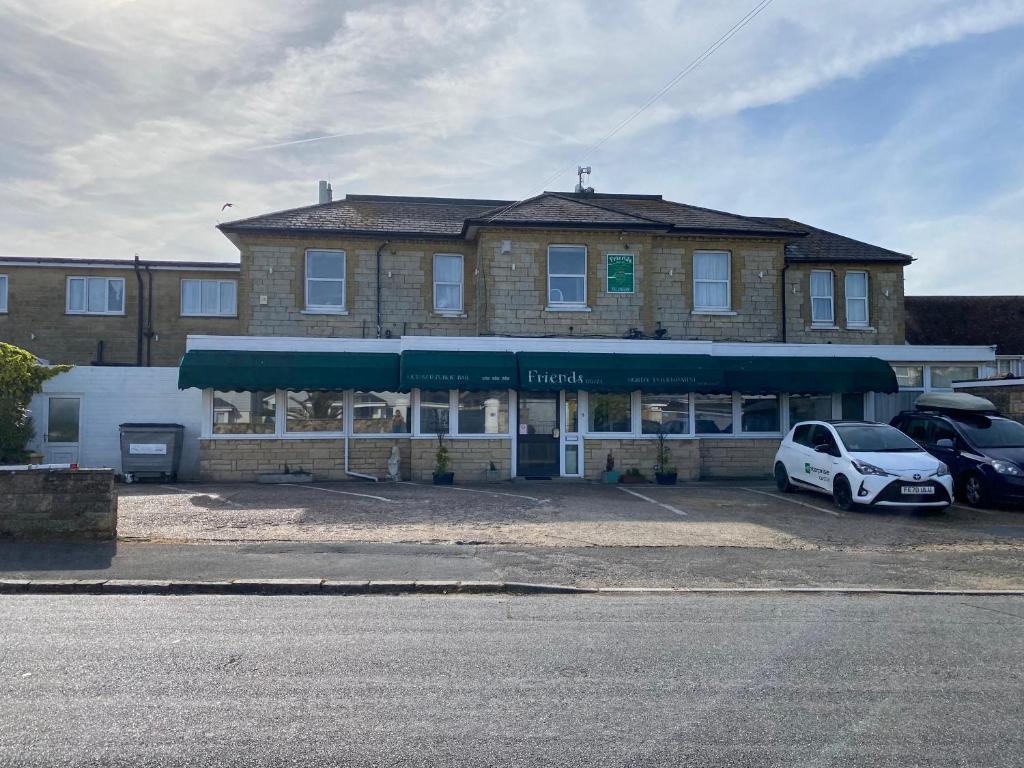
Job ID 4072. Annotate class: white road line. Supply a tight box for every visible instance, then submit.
[396,480,546,503]
[281,483,394,503]
[617,486,689,517]
[741,487,843,518]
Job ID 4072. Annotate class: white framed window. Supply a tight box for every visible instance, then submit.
[66,276,125,315]
[433,254,464,313]
[547,245,587,307]
[844,271,869,327]
[810,270,834,324]
[0,274,7,313]
[693,251,731,311]
[305,249,346,311]
[181,279,237,317]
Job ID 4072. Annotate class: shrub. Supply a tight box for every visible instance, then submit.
[0,343,71,463]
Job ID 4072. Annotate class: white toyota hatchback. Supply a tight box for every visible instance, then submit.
[773,420,954,511]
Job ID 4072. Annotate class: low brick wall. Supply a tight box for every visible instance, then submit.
[1,468,117,540]
[700,439,776,479]
[955,382,1024,424]
[583,439,700,481]
[410,438,512,483]
[199,438,412,482]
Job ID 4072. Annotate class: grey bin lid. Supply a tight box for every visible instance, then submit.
[119,423,185,430]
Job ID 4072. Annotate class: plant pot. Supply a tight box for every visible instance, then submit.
[485,469,500,483]
[602,470,621,484]
[655,471,677,485]
[433,472,454,485]
[621,474,646,484]
[26,452,44,466]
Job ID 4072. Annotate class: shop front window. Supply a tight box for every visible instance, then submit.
[286,390,345,433]
[892,365,924,389]
[741,394,780,433]
[212,390,276,435]
[641,394,690,434]
[588,392,631,433]
[458,390,509,434]
[789,394,833,424]
[352,391,410,434]
[930,365,979,389]
[694,394,733,435]
[419,391,450,434]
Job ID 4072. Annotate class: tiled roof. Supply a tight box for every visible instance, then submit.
[906,296,1024,354]
[574,196,796,235]
[0,256,238,270]
[753,218,912,263]
[468,194,660,227]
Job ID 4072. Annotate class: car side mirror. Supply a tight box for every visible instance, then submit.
[813,444,832,454]
[935,438,955,450]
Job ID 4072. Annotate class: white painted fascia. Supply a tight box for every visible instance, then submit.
[952,378,1024,389]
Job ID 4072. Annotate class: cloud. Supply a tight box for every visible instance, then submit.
[0,0,1022,282]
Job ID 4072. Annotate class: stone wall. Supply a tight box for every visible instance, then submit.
[954,382,1024,424]
[199,438,413,482]
[0,468,117,539]
[699,439,777,479]
[410,438,512,483]
[582,438,701,481]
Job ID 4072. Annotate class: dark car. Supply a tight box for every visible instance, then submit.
[891,403,1024,507]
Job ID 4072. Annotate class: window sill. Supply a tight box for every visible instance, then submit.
[181,314,239,319]
[808,324,839,330]
[691,309,736,316]
[65,311,126,317]
[301,308,349,316]
[845,325,876,332]
[545,305,591,313]
[432,311,467,318]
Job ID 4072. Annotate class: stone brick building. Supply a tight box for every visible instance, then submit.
[0,257,241,366]
[175,187,994,482]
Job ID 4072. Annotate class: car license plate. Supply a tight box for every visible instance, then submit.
[901,485,935,495]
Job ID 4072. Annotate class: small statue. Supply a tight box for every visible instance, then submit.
[387,446,401,481]
[606,451,615,472]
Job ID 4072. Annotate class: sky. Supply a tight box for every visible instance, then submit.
[2,0,1023,295]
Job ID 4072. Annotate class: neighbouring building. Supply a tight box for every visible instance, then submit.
[907,295,1024,377]
[0,256,241,366]
[166,186,996,483]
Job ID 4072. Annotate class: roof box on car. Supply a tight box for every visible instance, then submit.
[914,392,998,414]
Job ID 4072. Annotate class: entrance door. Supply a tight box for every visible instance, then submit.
[561,391,582,477]
[44,396,80,465]
[517,392,559,477]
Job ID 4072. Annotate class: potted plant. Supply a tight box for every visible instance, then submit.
[602,451,620,484]
[485,460,500,483]
[621,467,646,484]
[654,430,678,485]
[433,430,454,485]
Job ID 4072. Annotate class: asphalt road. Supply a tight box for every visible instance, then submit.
[3,595,1023,767]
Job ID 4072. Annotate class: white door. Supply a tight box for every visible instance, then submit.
[44,396,80,465]
[560,390,582,477]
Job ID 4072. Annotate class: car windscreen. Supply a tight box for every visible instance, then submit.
[835,424,922,453]
[953,416,1024,448]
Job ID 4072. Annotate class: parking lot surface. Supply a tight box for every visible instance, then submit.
[118,479,1024,555]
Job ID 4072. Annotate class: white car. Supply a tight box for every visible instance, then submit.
[773,420,954,511]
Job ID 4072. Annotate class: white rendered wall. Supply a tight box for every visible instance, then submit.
[28,367,202,480]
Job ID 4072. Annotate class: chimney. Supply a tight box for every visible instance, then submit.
[318,180,333,204]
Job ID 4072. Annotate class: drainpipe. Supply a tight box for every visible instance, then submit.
[780,262,791,343]
[133,255,144,366]
[375,240,389,339]
[144,265,155,366]
[344,431,380,482]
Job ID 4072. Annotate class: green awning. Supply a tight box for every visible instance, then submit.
[718,356,898,395]
[516,352,722,393]
[178,350,400,391]
[400,350,517,390]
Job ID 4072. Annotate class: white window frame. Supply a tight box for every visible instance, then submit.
[181,278,237,317]
[304,249,347,313]
[809,270,834,325]
[692,250,732,312]
[0,274,7,313]
[546,244,588,310]
[844,271,869,328]
[432,253,464,314]
[66,276,125,315]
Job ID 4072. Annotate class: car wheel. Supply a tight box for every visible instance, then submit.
[962,472,989,508]
[774,462,794,493]
[832,475,856,512]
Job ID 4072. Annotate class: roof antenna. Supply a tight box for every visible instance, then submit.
[575,166,593,194]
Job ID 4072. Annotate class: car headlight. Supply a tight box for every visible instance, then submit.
[851,460,890,477]
[991,459,1024,476]
[934,462,950,477]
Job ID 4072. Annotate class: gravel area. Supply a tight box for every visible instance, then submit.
[116,480,1024,553]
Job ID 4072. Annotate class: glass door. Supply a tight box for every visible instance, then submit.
[45,396,80,465]
[516,392,559,477]
[561,391,582,477]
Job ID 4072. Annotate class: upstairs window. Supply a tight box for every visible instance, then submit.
[693,251,730,311]
[810,270,834,324]
[547,245,587,307]
[305,250,346,311]
[433,254,464,313]
[67,276,125,315]
[845,271,869,327]
[0,275,7,313]
[181,279,237,317]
